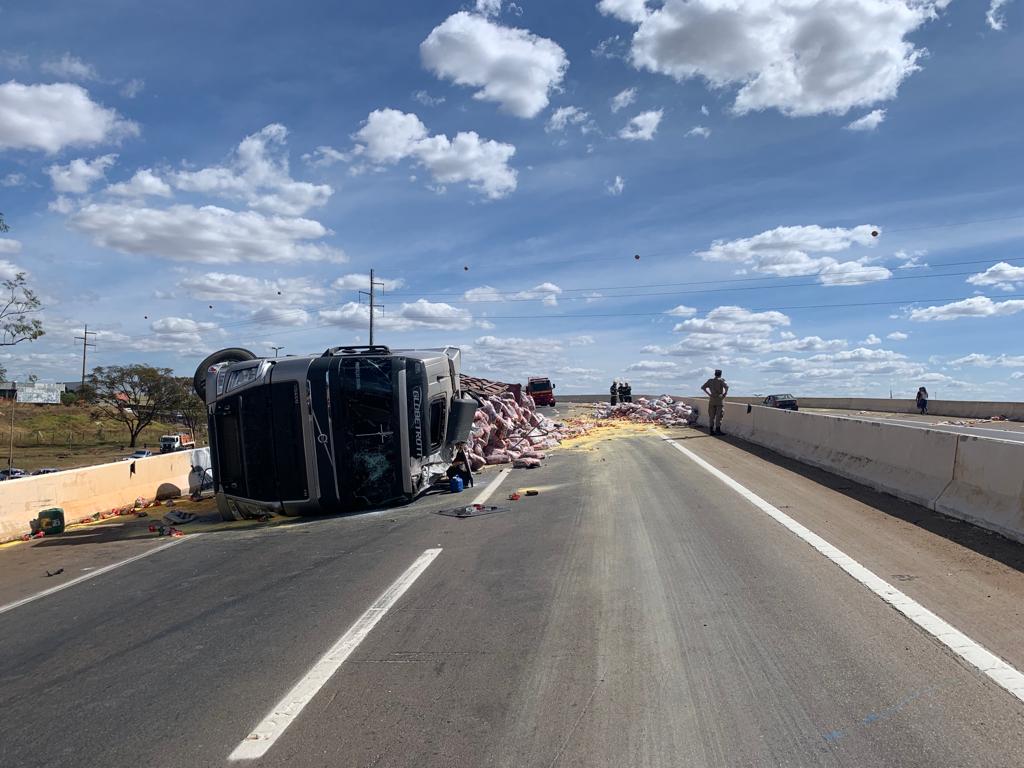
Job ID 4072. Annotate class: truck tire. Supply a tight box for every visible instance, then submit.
[192,347,257,400]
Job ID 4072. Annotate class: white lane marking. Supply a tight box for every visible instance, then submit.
[228,547,443,761]
[660,435,1024,704]
[0,536,194,617]
[471,467,512,506]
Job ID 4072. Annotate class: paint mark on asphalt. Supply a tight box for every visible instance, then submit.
[660,435,1024,706]
[0,536,195,617]
[228,547,443,761]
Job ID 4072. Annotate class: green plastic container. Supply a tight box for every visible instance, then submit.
[37,507,65,535]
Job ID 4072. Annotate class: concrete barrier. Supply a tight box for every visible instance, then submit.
[562,395,1024,420]
[936,436,1024,543]
[0,448,211,543]
[676,402,1024,544]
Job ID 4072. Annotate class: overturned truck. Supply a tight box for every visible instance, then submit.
[193,345,478,520]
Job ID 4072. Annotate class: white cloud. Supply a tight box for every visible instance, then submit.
[599,0,947,117]
[46,154,117,193]
[1012,371,1024,380]
[1,172,25,187]
[0,259,22,279]
[698,224,887,285]
[610,87,637,113]
[353,108,517,199]
[675,305,790,336]
[861,334,881,345]
[151,316,218,335]
[887,331,909,340]
[666,304,697,317]
[606,175,625,195]
[40,53,98,81]
[619,109,662,140]
[420,11,569,119]
[895,249,928,269]
[476,0,504,17]
[48,196,74,214]
[949,353,1024,368]
[332,273,405,292]
[120,78,145,98]
[106,168,172,198]
[180,272,329,308]
[250,306,311,327]
[513,282,563,306]
[569,335,595,345]
[701,104,710,116]
[0,239,21,254]
[70,203,345,264]
[686,125,711,138]
[319,299,472,331]
[464,285,504,302]
[302,145,350,168]
[412,90,446,107]
[591,35,629,60]
[626,360,678,372]
[0,52,28,70]
[0,81,138,153]
[909,296,1024,322]
[966,262,1024,292]
[987,0,1013,30]
[171,124,332,216]
[546,105,590,132]
[845,109,886,132]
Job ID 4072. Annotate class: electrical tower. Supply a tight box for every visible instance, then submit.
[74,324,97,390]
[358,269,386,345]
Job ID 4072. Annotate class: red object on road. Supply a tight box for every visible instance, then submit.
[526,377,556,407]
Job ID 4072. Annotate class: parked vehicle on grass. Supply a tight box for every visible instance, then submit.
[30,467,61,475]
[0,468,25,480]
[123,450,154,461]
[763,393,799,410]
[160,433,196,453]
[193,345,478,521]
[527,376,556,407]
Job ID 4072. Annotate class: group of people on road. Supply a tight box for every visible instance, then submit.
[609,380,632,405]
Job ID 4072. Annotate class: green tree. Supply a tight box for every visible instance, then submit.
[171,376,207,441]
[1,273,44,346]
[90,364,179,447]
[0,212,9,233]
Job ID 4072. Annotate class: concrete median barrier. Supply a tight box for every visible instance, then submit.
[752,407,960,510]
[936,436,1024,543]
[0,448,211,543]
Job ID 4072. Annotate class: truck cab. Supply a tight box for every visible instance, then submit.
[527,377,556,407]
[196,345,477,520]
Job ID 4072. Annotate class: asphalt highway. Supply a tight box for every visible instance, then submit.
[2,425,1023,767]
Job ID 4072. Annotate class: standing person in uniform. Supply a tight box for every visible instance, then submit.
[701,369,729,435]
[622,381,632,403]
[609,380,618,406]
[916,386,929,415]
[618,381,628,403]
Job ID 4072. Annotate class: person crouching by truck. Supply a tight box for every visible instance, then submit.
[610,381,618,405]
[916,386,929,415]
[701,369,729,435]
[446,442,475,489]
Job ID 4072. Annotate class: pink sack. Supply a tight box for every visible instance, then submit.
[513,457,541,469]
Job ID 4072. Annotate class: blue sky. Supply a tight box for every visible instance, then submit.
[1,0,1022,397]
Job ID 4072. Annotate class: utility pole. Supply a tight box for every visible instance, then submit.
[358,269,385,345]
[7,387,15,470]
[271,345,284,358]
[75,324,97,391]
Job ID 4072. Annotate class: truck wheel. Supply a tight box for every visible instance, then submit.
[193,347,257,400]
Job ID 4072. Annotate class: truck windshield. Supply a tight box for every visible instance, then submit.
[338,358,402,507]
[529,381,551,391]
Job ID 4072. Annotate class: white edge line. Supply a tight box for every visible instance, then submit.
[228,547,443,761]
[470,467,512,506]
[0,535,195,617]
[658,434,1024,704]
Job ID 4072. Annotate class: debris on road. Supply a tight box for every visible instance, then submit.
[45,568,64,577]
[593,396,698,427]
[162,510,198,525]
[463,377,591,468]
[436,504,510,519]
